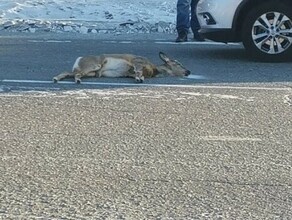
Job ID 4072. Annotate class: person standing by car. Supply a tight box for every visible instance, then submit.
[175,0,204,42]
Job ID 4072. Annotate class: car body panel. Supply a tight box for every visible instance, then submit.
[197,0,243,29]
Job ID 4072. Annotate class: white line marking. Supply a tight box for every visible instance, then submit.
[155,41,240,46]
[119,41,133,44]
[180,92,255,101]
[103,41,118,43]
[1,79,291,91]
[12,38,239,46]
[99,40,240,46]
[28,40,72,43]
[199,136,262,142]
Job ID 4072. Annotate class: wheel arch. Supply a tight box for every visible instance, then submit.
[232,0,292,41]
[232,0,265,41]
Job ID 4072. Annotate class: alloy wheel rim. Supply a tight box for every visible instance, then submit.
[252,11,292,55]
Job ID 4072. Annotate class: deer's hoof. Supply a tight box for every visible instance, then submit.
[135,76,144,83]
[135,78,144,83]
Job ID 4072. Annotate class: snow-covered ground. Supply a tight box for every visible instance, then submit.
[0,0,177,34]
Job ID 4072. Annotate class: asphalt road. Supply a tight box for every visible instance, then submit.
[0,32,292,219]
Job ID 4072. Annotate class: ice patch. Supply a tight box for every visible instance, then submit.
[186,74,207,80]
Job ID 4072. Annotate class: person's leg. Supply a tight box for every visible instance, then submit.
[176,0,191,42]
[190,0,205,41]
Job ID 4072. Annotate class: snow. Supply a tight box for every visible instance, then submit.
[0,0,177,34]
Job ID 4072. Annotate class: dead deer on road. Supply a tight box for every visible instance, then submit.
[53,52,191,83]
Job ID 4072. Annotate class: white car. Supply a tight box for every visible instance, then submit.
[197,0,292,61]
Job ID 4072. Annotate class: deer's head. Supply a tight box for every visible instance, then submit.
[157,52,191,77]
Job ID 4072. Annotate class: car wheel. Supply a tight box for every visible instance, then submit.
[242,1,292,62]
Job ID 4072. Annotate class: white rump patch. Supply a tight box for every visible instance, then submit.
[72,57,82,71]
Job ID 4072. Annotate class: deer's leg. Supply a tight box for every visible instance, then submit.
[130,64,144,83]
[74,72,82,84]
[135,71,144,83]
[53,72,74,83]
[75,63,102,84]
[75,70,101,84]
[125,66,144,83]
[87,71,98,77]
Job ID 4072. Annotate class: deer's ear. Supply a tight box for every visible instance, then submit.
[159,52,170,62]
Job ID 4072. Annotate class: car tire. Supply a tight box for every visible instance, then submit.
[241,1,292,62]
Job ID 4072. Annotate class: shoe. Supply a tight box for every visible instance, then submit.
[193,34,205,42]
[175,32,188,42]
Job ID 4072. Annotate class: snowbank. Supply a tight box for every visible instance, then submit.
[0,0,178,34]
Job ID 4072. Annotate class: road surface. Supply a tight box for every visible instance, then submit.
[0,32,291,219]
